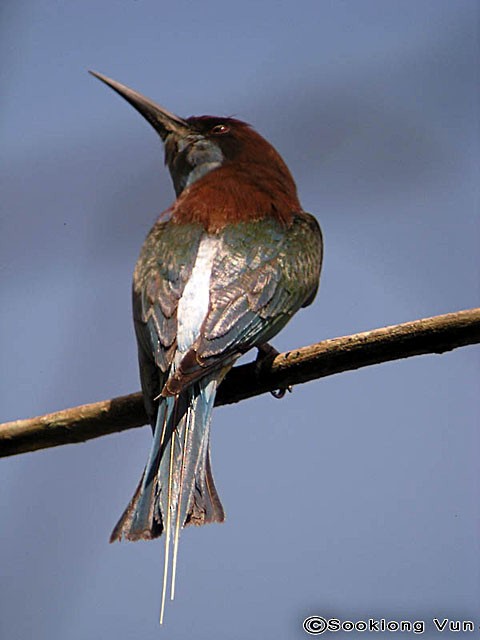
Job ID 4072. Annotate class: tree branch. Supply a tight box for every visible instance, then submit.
[1,308,479,458]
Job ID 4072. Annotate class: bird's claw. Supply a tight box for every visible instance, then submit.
[270,385,293,399]
[256,343,293,399]
[255,342,280,362]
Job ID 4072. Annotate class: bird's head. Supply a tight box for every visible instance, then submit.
[89,71,299,212]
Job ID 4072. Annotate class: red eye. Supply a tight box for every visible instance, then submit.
[211,123,229,134]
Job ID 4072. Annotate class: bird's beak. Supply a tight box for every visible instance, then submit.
[89,70,190,140]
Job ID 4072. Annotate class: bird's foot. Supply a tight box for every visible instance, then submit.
[270,386,292,399]
[255,342,293,399]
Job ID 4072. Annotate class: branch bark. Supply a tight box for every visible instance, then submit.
[1,308,479,458]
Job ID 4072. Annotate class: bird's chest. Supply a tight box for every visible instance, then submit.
[176,235,222,353]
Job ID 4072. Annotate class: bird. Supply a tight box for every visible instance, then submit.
[90,70,323,623]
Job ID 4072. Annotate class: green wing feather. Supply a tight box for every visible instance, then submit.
[169,212,323,390]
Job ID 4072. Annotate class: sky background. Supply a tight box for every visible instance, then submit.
[1,1,479,638]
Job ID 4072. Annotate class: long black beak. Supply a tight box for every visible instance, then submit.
[89,70,190,140]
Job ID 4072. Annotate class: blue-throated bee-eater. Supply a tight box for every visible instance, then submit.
[90,71,323,623]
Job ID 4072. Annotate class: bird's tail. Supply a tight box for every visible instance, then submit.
[110,372,225,622]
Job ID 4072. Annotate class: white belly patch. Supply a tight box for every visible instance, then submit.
[177,235,220,353]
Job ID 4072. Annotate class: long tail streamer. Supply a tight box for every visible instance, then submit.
[110,374,225,624]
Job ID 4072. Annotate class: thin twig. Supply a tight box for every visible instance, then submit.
[1,308,478,458]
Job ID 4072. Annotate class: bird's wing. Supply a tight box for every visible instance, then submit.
[132,220,205,422]
[168,212,323,392]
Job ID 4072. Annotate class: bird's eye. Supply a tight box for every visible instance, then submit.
[211,123,229,135]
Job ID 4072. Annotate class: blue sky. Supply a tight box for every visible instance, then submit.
[1,1,479,638]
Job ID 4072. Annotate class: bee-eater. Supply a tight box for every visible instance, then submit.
[90,71,323,623]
